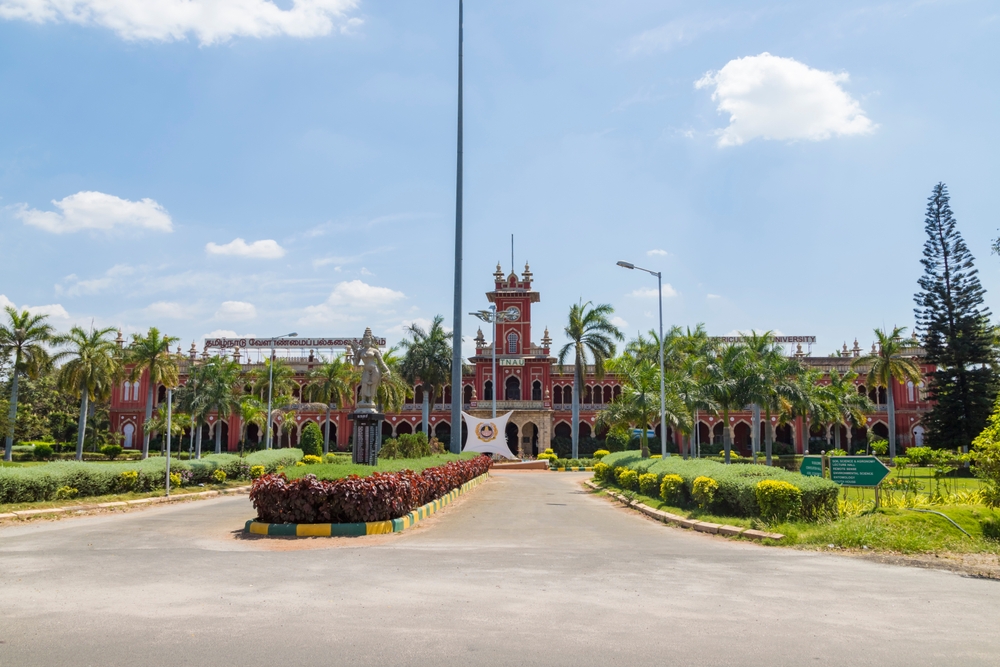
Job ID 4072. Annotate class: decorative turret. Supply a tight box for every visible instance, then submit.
[522,261,533,283]
[841,342,849,356]
[542,327,552,352]
[233,347,241,363]
[474,328,486,349]
[852,339,861,357]
[115,329,124,348]
[494,262,505,282]
[189,342,197,360]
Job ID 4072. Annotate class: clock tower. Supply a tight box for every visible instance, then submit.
[488,262,539,356]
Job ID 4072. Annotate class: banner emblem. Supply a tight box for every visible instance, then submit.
[476,422,498,442]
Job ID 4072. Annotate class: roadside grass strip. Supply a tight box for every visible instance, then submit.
[587,480,786,542]
[244,472,490,537]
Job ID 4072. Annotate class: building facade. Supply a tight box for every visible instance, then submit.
[109,264,934,456]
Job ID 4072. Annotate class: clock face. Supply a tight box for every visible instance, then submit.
[504,306,520,321]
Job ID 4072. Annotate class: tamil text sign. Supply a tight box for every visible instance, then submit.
[204,337,386,349]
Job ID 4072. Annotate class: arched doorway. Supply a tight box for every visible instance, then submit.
[521,422,539,456]
[912,424,925,448]
[396,421,413,435]
[435,422,451,443]
[505,422,519,457]
[733,422,751,456]
[579,422,592,439]
[554,422,571,439]
[123,423,135,449]
[505,376,521,400]
[871,422,889,440]
[382,421,394,438]
[532,380,542,401]
[712,422,724,445]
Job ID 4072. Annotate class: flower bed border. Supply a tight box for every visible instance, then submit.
[244,472,489,537]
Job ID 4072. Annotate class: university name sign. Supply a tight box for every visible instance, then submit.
[712,336,816,344]
[204,337,386,349]
[499,358,525,366]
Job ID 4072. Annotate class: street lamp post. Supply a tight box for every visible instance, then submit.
[471,306,517,420]
[165,387,173,497]
[617,260,668,459]
[265,333,298,450]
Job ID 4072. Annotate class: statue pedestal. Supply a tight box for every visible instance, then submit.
[349,411,384,466]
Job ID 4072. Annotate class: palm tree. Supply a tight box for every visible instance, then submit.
[376,345,411,414]
[176,360,209,458]
[400,315,453,439]
[307,354,358,454]
[851,326,923,461]
[558,301,623,459]
[702,342,751,464]
[55,326,122,461]
[742,332,804,465]
[127,328,180,459]
[0,307,57,462]
[200,356,243,454]
[237,396,267,454]
[144,401,190,453]
[671,325,716,458]
[599,356,687,458]
[823,369,875,453]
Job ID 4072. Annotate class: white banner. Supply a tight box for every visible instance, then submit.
[462,411,517,459]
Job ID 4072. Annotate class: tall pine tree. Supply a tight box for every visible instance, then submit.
[914,183,998,451]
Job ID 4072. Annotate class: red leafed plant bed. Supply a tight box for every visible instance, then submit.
[249,455,493,524]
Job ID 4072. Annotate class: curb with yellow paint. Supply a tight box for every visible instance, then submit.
[244,472,490,538]
[552,466,594,472]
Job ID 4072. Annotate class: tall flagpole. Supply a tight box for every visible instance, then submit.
[449,0,464,454]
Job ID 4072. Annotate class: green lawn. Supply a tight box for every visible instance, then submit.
[594,481,1000,555]
[0,480,249,514]
[284,452,479,481]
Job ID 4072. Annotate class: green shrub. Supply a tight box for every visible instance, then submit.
[660,474,684,505]
[692,476,718,509]
[537,451,558,463]
[100,444,124,461]
[827,449,848,457]
[303,455,323,465]
[118,470,139,491]
[245,448,302,473]
[869,439,889,456]
[593,461,611,482]
[169,472,182,487]
[593,449,610,460]
[906,446,934,466]
[212,469,227,483]
[324,453,350,465]
[33,444,54,461]
[612,466,626,484]
[618,469,639,491]
[250,465,266,479]
[55,486,78,500]
[754,480,802,521]
[638,473,659,496]
[982,518,1000,542]
[600,451,839,521]
[299,422,323,457]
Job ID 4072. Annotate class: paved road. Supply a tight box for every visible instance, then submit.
[2,472,998,666]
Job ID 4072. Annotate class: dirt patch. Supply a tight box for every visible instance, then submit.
[820,548,1000,580]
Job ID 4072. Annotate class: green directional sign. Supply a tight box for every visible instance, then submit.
[829,456,891,487]
[800,456,824,478]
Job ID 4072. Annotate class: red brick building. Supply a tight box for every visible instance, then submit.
[109,264,933,456]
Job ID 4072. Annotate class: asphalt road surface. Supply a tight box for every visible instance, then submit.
[2,471,998,666]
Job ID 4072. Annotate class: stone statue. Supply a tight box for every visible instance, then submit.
[347,328,389,412]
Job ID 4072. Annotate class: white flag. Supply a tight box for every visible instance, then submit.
[462,411,517,459]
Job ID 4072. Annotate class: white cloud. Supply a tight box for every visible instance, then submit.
[0,294,70,320]
[15,191,172,234]
[0,294,14,311]
[695,53,875,147]
[144,301,191,320]
[611,316,629,329]
[647,249,668,257]
[205,238,286,259]
[0,0,362,45]
[300,280,405,324]
[57,264,134,296]
[629,284,678,298]
[386,317,434,337]
[707,293,722,299]
[214,300,257,321]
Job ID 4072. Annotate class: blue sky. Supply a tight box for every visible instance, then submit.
[1,0,998,360]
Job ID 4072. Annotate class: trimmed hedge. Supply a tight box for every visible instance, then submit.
[249,455,492,524]
[0,449,304,504]
[600,451,839,521]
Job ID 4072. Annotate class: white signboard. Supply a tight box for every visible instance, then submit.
[462,411,517,459]
[204,337,386,349]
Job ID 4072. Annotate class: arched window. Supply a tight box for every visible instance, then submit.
[463,385,473,404]
[603,386,613,403]
[906,381,915,402]
[564,386,572,403]
[553,386,563,404]
[857,384,866,396]
[444,385,452,403]
[593,385,602,404]
[506,331,519,354]
[505,376,521,400]
[613,385,621,400]
[123,423,135,449]
[132,382,141,401]
[483,380,493,401]
[415,386,424,404]
[584,386,593,403]
[532,380,542,401]
[123,381,131,401]
[913,425,925,447]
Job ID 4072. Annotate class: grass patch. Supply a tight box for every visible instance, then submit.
[0,480,249,514]
[284,452,478,481]
[593,480,1000,555]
